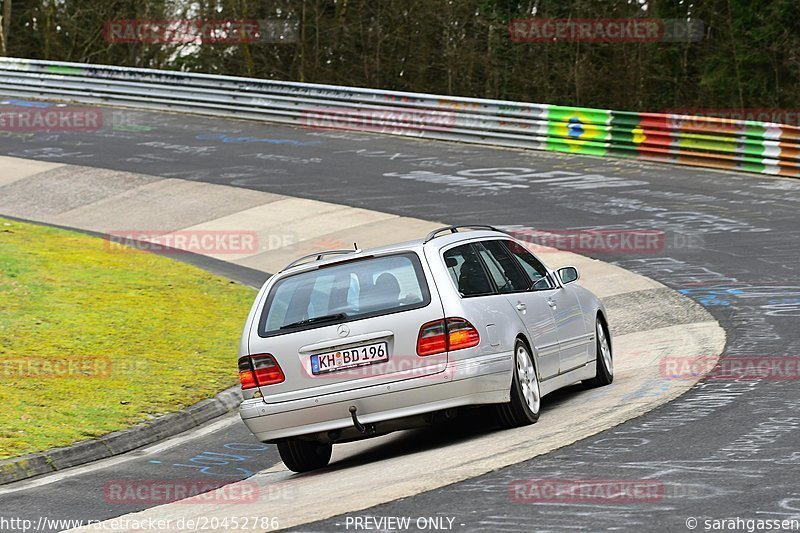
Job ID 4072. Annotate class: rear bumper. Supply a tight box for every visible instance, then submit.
[239,351,511,442]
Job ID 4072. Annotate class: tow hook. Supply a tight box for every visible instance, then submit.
[349,406,375,434]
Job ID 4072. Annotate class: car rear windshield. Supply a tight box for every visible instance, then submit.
[258,252,431,337]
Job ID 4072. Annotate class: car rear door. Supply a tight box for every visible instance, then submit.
[247,252,448,403]
[434,242,517,367]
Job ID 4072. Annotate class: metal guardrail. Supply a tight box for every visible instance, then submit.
[0,57,798,177]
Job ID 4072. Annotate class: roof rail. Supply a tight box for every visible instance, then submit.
[423,225,502,243]
[281,249,359,271]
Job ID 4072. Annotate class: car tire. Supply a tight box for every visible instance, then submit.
[497,340,541,427]
[583,316,613,388]
[277,439,333,473]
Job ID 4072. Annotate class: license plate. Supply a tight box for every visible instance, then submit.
[311,342,389,375]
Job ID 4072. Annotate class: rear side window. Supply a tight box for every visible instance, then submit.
[444,244,493,297]
[259,253,430,336]
[475,240,529,293]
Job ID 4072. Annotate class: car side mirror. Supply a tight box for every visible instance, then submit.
[558,266,579,284]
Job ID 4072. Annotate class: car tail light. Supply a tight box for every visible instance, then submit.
[417,319,448,356]
[238,356,257,389]
[446,318,481,350]
[238,354,285,389]
[417,317,480,356]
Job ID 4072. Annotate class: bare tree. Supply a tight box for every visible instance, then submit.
[0,0,11,56]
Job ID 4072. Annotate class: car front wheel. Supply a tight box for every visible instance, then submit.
[584,317,613,388]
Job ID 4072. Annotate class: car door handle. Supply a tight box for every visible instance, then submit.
[516,302,527,312]
[547,299,557,309]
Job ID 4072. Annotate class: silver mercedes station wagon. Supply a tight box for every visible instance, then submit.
[238,225,612,472]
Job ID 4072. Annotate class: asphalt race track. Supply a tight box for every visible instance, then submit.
[0,416,281,531]
[1,105,799,532]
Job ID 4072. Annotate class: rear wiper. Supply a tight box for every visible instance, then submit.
[280,313,348,330]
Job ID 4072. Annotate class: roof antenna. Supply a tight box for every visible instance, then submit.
[353,242,358,251]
